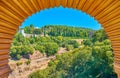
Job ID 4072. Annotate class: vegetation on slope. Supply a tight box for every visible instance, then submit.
[10,25,83,59]
[10,25,117,78]
[24,25,95,38]
[28,26,117,78]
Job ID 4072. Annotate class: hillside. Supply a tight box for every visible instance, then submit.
[9,25,117,78]
[23,25,95,38]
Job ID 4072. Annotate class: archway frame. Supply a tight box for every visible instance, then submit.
[0,0,120,77]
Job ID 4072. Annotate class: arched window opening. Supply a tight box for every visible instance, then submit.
[8,7,117,78]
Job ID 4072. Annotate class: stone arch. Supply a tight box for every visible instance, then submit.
[0,0,120,77]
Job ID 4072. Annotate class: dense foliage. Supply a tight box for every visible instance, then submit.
[28,26,117,78]
[24,25,95,38]
[45,25,94,38]
[29,44,116,78]
[10,25,116,78]
[10,30,79,59]
[24,24,42,34]
[10,33,34,60]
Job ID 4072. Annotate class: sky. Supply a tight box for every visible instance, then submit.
[20,6,101,30]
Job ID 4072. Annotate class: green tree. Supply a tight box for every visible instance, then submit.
[45,43,59,56]
[16,54,22,60]
[35,45,45,53]
[66,45,74,51]
[93,29,107,42]
[83,39,92,46]
[33,28,42,34]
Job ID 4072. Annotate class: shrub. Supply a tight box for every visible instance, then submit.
[45,43,59,56]
[83,39,92,46]
[66,45,74,51]
[16,54,22,60]
[35,45,45,53]
[16,62,23,66]
[25,60,31,65]
[22,45,34,55]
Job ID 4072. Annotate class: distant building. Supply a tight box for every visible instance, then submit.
[19,29,40,38]
[20,29,26,37]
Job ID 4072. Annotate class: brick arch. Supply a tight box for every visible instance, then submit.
[0,0,120,77]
